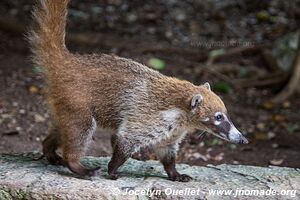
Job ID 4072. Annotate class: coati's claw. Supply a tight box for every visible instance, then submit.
[169,174,192,182]
[85,168,99,177]
[179,174,193,182]
[108,173,119,180]
[32,154,45,161]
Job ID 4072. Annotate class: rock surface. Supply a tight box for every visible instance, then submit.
[0,152,299,200]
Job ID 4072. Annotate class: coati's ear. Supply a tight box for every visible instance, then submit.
[191,94,203,110]
[203,82,211,91]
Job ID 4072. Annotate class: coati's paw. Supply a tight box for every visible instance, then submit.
[169,174,192,182]
[67,161,100,177]
[46,155,65,166]
[108,173,119,180]
[82,168,99,177]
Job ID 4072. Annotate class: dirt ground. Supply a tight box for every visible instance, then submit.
[0,0,299,168]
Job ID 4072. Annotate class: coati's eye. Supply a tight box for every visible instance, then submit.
[215,114,223,121]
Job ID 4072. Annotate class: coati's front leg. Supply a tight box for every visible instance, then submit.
[108,134,134,179]
[155,143,192,182]
[108,112,190,181]
[107,118,157,180]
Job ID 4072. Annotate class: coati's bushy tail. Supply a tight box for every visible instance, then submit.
[29,0,70,70]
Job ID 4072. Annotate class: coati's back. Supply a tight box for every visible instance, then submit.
[75,54,168,128]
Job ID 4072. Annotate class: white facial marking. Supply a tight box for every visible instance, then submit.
[223,114,229,121]
[211,112,247,144]
[214,111,224,125]
[214,112,223,117]
[214,121,221,125]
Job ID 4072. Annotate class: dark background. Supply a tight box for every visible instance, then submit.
[0,0,299,168]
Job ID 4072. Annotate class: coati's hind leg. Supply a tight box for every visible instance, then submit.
[155,143,192,182]
[61,116,100,176]
[42,125,64,165]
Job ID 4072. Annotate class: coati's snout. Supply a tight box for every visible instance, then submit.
[190,82,248,144]
[209,112,248,144]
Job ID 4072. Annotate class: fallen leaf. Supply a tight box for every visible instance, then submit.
[256,10,270,22]
[209,48,225,58]
[148,58,166,70]
[29,86,39,94]
[254,132,269,140]
[233,160,240,164]
[262,101,274,109]
[272,115,287,122]
[269,159,284,166]
[34,114,46,123]
[256,123,266,130]
[1,114,11,119]
[282,101,291,108]
[211,153,224,161]
[192,152,208,161]
[241,146,253,151]
[19,109,26,114]
[267,132,276,139]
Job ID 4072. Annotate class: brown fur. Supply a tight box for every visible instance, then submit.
[30,0,227,180]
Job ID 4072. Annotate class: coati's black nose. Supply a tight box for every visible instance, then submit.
[239,136,249,144]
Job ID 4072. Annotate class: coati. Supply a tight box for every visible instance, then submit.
[29,0,248,182]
